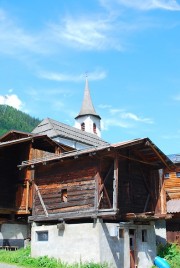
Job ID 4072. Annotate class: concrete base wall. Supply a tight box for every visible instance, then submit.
[0,223,28,248]
[155,220,167,245]
[31,221,156,268]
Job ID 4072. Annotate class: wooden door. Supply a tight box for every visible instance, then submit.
[129,229,136,268]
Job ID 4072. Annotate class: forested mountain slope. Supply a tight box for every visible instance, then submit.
[0,105,40,136]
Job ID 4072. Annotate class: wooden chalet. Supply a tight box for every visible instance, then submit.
[0,130,70,219]
[18,137,174,223]
[164,154,180,244]
[17,137,175,267]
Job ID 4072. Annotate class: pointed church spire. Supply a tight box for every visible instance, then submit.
[75,77,101,119]
[74,78,101,137]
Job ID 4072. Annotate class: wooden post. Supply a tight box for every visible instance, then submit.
[25,180,30,213]
[159,169,166,214]
[113,154,119,210]
[25,144,33,213]
[94,172,101,210]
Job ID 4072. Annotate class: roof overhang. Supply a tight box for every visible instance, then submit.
[0,134,61,153]
[18,137,175,170]
[0,130,33,142]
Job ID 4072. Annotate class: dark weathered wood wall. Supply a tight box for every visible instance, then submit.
[118,159,160,214]
[0,143,29,211]
[166,218,180,244]
[34,158,98,216]
[33,149,161,219]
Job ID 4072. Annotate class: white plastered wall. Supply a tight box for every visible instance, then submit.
[31,220,156,268]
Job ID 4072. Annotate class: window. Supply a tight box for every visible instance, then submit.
[93,123,97,134]
[61,189,67,202]
[81,122,85,131]
[142,229,147,242]
[164,173,170,179]
[176,172,180,178]
[36,231,48,241]
[129,229,135,235]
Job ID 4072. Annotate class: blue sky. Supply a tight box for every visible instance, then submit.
[0,0,180,155]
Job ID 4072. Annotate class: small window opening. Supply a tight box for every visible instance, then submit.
[119,229,124,238]
[93,123,97,134]
[81,122,85,131]
[176,172,180,178]
[129,229,135,235]
[37,231,48,241]
[164,173,170,179]
[61,189,67,203]
[142,229,147,242]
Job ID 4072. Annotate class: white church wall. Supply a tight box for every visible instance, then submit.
[74,115,101,137]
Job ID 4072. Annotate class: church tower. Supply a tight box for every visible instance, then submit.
[75,78,101,137]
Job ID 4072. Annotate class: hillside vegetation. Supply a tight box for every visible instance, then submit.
[0,105,40,136]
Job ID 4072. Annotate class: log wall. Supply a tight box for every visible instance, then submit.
[33,158,98,216]
[164,165,180,200]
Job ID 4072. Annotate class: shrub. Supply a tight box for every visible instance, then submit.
[154,243,180,268]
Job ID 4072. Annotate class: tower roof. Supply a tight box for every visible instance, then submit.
[75,78,101,119]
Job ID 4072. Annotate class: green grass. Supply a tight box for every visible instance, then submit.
[152,243,180,268]
[0,247,108,268]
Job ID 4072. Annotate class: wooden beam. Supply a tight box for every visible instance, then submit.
[143,194,150,212]
[28,208,117,222]
[118,153,155,166]
[147,142,171,170]
[98,164,113,209]
[103,186,112,208]
[99,164,113,194]
[113,154,119,210]
[34,184,48,217]
[139,166,155,211]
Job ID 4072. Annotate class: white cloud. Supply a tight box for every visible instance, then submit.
[100,105,153,130]
[98,104,112,109]
[0,94,23,110]
[102,118,132,130]
[173,94,180,101]
[161,132,180,139]
[0,8,122,55]
[0,8,49,56]
[109,108,125,114]
[0,0,179,59]
[48,16,122,51]
[107,0,180,11]
[38,70,106,82]
[121,112,154,123]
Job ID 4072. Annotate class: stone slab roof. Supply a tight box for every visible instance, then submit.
[168,154,180,163]
[32,118,109,147]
